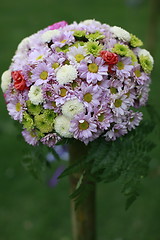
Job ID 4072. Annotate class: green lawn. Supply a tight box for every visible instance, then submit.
[0,0,160,239]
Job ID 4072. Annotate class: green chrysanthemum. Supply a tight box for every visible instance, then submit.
[56,45,69,53]
[130,34,143,48]
[112,43,129,56]
[22,112,34,131]
[74,30,86,38]
[72,41,85,48]
[34,114,53,133]
[86,31,105,41]
[43,109,57,122]
[85,41,103,56]
[127,49,138,64]
[139,55,153,74]
[27,100,43,116]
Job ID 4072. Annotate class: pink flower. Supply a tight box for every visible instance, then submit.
[48,21,68,30]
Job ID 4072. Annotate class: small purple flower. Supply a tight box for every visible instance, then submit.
[7,94,26,122]
[46,52,66,70]
[41,133,61,147]
[70,112,97,144]
[126,110,143,131]
[104,122,127,141]
[22,129,39,146]
[28,46,51,64]
[78,56,108,84]
[132,64,149,85]
[94,105,113,130]
[110,94,129,117]
[31,62,55,86]
[77,82,102,111]
[51,31,75,49]
[113,57,133,81]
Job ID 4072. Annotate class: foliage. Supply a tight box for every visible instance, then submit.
[60,107,157,209]
[20,104,158,209]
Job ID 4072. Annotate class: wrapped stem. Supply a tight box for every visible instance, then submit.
[69,141,96,240]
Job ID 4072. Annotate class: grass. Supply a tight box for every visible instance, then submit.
[0,0,160,239]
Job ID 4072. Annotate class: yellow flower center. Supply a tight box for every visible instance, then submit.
[88,63,99,73]
[83,93,93,103]
[60,88,67,97]
[117,61,124,70]
[61,39,67,43]
[36,55,43,61]
[75,54,84,63]
[46,91,52,97]
[64,60,70,65]
[52,62,60,69]
[16,102,22,112]
[78,120,89,130]
[134,69,141,77]
[98,113,105,122]
[110,87,118,94]
[114,99,122,108]
[30,132,36,138]
[51,101,57,107]
[71,81,78,89]
[125,92,130,98]
[40,71,48,80]
[130,117,134,122]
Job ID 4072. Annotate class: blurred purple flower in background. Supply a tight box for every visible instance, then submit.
[47,145,69,187]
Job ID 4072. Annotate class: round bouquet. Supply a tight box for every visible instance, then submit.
[1,19,155,240]
[1,19,153,147]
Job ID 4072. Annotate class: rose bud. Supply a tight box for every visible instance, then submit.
[100,51,118,65]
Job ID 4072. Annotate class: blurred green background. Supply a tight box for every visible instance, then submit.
[0,0,160,239]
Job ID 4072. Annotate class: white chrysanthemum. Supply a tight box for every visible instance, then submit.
[81,19,101,27]
[1,70,11,92]
[17,37,30,52]
[41,30,61,43]
[54,115,72,138]
[111,26,131,42]
[62,99,85,119]
[28,85,43,105]
[138,49,154,64]
[56,65,77,84]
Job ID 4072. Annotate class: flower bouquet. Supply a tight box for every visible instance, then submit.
[1,19,155,240]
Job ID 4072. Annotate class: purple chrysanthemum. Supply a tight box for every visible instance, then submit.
[78,56,108,84]
[31,62,55,85]
[70,112,97,144]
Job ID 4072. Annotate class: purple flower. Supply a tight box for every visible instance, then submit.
[22,129,39,145]
[31,62,55,86]
[126,110,143,131]
[112,57,133,81]
[77,82,102,111]
[48,165,66,187]
[41,133,61,147]
[132,64,149,85]
[51,31,75,49]
[78,56,108,84]
[70,112,97,144]
[7,94,26,122]
[94,105,113,130]
[104,122,127,141]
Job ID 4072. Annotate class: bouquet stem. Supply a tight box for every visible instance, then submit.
[69,141,96,240]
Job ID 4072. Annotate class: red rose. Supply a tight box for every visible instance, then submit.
[11,71,26,91]
[100,51,118,65]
